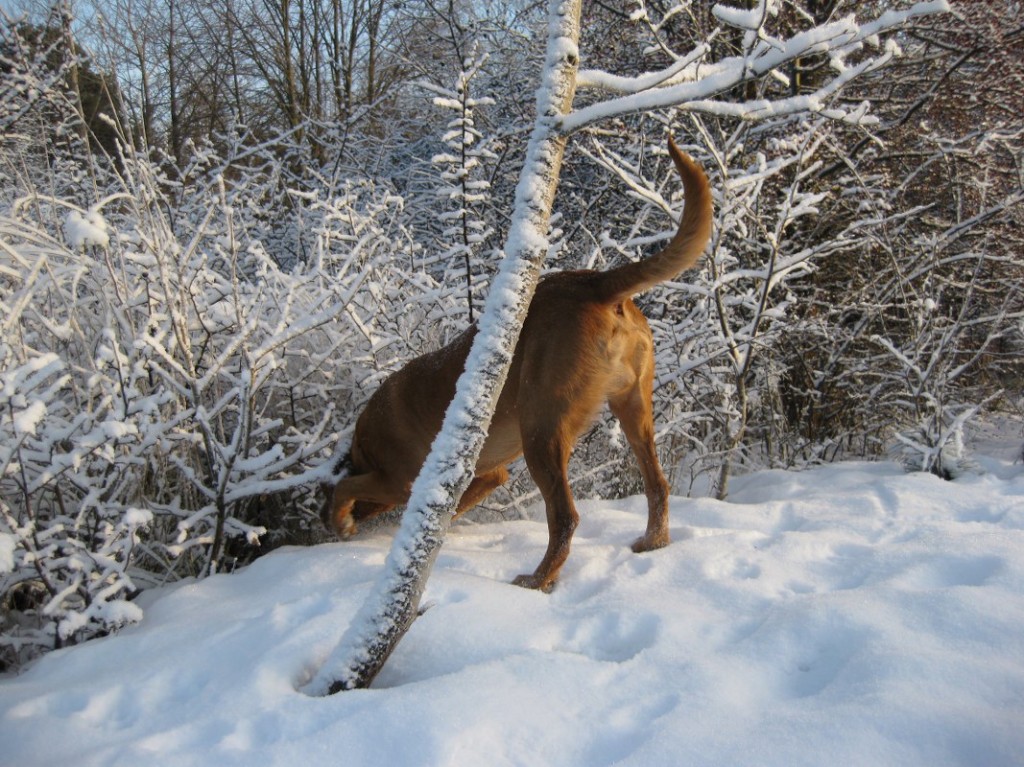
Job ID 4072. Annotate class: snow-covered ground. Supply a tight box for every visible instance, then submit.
[2,456,1023,766]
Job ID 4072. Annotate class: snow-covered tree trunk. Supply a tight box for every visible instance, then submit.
[304,0,583,694]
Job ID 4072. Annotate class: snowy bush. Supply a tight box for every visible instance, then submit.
[0,130,475,667]
[887,402,981,480]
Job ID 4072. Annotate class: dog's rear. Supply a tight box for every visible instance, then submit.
[323,137,713,591]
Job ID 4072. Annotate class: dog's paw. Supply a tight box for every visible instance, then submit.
[631,531,670,553]
[512,573,556,593]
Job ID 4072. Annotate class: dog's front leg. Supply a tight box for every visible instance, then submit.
[322,491,358,539]
[322,471,410,540]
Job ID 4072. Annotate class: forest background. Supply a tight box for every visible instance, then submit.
[1,0,1021,672]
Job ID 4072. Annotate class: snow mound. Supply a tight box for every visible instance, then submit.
[2,460,1023,766]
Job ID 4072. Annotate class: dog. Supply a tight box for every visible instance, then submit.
[322,137,713,591]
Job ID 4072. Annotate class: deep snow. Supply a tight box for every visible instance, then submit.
[2,455,1023,766]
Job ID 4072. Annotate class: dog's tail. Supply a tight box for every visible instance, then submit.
[595,137,713,303]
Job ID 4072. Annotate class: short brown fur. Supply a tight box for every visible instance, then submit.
[322,137,713,591]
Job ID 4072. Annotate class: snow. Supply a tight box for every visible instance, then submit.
[0,534,14,574]
[712,2,774,32]
[124,508,154,528]
[10,399,46,436]
[63,207,110,249]
[2,457,1023,766]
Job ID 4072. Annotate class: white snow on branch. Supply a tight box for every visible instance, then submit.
[712,1,776,31]
[562,0,950,133]
[63,207,110,249]
[0,533,14,574]
[11,399,47,436]
[577,42,710,94]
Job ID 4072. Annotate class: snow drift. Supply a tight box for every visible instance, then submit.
[2,456,1023,766]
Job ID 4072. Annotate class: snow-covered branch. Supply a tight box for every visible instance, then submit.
[563,1,950,133]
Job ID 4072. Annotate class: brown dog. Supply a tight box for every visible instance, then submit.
[322,137,712,591]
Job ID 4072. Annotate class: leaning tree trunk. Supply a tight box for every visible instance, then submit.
[304,0,583,695]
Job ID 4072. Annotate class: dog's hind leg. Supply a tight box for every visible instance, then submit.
[609,383,671,553]
[513,426,579,592]
[455,466,509,517]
